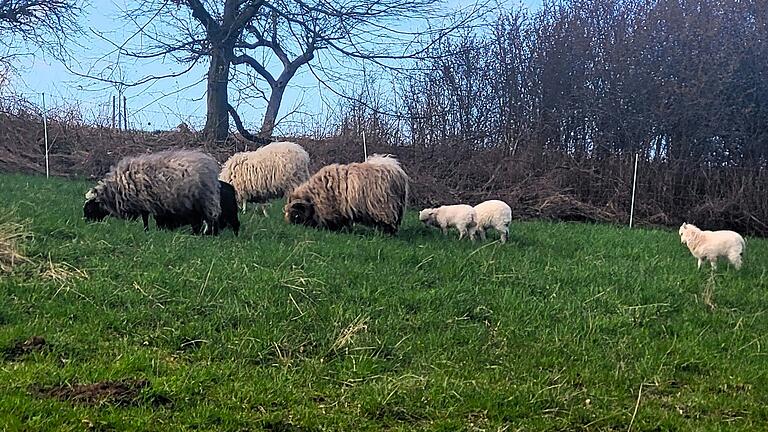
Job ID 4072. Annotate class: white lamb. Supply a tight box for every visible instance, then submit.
[419,205,477,240]
[472,199,512,243]
[678,222,746,270]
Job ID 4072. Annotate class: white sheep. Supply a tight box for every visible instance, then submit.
[219,141,310,216]
[678,222,746,270]
[419,205,477,240]
[472,199,512,243]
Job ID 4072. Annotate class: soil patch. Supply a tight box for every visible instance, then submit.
[3,336,46,360]
[31,379,170,407]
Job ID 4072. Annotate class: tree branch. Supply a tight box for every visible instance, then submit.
[228,103,270,145]
[232,53,276,87]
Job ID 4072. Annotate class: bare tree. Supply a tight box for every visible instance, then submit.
[103,0,482,143]
[0,0,82,65]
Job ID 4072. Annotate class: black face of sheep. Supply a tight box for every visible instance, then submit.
[285,200,317,227]
[83,198,109,222]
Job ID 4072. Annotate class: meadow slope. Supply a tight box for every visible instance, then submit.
[1,173,767,431]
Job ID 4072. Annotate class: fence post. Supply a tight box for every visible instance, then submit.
[629,153,639,228]
[362,131,368,160]
[123,95,128,130]
[42,93,49,179]
[112,95,116,129]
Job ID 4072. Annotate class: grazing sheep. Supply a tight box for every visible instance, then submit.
[284,154,409,234]
[419,204,477,240]
[472,199,512,243]
[154,181,240,235]
[83,150,221,235]
[678,222,746,270]
[219,141,310,216]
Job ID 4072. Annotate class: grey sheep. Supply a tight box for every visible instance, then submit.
[83,149,221,235]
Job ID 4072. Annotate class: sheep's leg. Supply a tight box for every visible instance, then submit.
[478,228,486,241]
[499,226,509,244]
[441,225,448,236]
[697,258,703,270]
[709,257,718,270]
[261,203,269,217]
[142,212,150,231]
[458,226,467,240]
[242,201,247,214]
[729,252,743,270]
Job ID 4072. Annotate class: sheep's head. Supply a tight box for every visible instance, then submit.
[83,186,109,222]
[679,222,699,245]
[284,197,316,227]
[418,208,436,225]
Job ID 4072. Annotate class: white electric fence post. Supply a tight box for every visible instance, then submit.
[629,153,639,228]
[42,93,50,178]
[362,131,368,160]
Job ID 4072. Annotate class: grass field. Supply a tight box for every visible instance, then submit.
[1,173,767,431]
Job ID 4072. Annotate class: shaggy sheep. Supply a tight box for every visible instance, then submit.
[419,204,477,240]
[472,199,512,243]
[154,181,240,235]
[219,141,310,216]
[284,154,409,234]
[678,222,746,270]
[83,149,221,235]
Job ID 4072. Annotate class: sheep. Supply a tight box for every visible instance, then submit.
[154,180,240,235]
[284,154,409,234]
[83,149,221,235]
[471,199,512,243]
[419,204,477,240]
[219,141,310,216]
[678,222,746,270]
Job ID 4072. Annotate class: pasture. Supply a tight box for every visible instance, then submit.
[1,173,766,431]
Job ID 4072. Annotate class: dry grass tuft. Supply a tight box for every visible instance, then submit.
[41,255,88,285]
[331,315,369,352]
[0,218,31,272]
[701,272,717,310]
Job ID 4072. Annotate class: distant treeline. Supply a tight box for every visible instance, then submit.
[340,0,768,166]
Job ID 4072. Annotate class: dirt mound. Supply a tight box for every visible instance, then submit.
[31,379,171,407]
[3,336,46,360]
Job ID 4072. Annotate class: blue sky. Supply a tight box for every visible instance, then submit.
[11,0,539,134]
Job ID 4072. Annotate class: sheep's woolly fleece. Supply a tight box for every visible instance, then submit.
[284,154,409,233]
[473,199,512,242]
[219,141,310,206]
[419,204,477,240]
[678,222,746,269]
[86,149,221,222]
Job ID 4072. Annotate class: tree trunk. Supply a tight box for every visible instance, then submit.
[259,82,287,138]
[204,50,231,141]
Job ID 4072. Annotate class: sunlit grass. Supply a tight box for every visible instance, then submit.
[1,173,767,430]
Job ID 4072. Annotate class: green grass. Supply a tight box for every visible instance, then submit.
[1,172,767,431]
